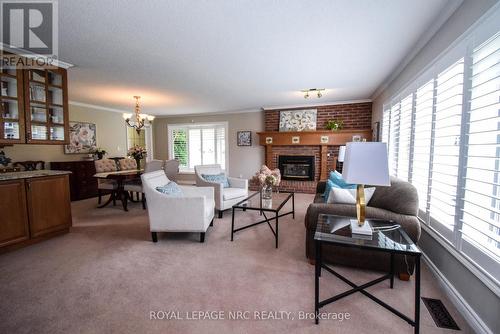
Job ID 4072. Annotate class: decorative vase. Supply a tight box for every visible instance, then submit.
[262,184,273,199]
[135,158,141,170]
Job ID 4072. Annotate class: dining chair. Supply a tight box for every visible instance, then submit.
[94,159,119,205]
[145,159,164,173]
[119,158,146,209]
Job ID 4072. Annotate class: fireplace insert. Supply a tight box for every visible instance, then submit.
[278,155,315,181]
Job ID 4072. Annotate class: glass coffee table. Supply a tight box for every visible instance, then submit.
[314,214,422,333]
[231,191,294,248]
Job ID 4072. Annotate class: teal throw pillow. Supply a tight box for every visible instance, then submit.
[156,182,183,196]
[329,171,356,189]
[202,173,230,188]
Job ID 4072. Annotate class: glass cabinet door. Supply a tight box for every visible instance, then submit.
[0,67,24,143]
[25,68,67,143]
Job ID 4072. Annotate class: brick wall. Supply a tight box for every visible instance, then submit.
[264,102,372,131]
[260,102,371,193]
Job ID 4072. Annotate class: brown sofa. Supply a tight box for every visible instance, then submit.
[305,176,421,276]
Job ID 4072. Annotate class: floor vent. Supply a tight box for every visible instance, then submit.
[422,297,460,330]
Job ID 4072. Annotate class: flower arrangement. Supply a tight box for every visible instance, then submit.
[92,147,107,160]
[264,175,278,187]
[128,145,147,160]
[326,119,344,131]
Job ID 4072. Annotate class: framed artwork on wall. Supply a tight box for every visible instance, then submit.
[279,109,317,131]
[237,131,252,146]
[64,122,97,154]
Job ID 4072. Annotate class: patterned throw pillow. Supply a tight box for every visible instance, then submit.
[202,173,230,188]
[156,182,183,196]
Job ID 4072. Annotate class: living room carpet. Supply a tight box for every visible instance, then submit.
[0,193,472,333]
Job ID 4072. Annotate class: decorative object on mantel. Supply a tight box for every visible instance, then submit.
[352,135,362,142]
[64,122,97,154]
[93,147,107,160]
[128,145,147,170]
[301,88,325,99]
[292,136,300,144]
[237,131,252,146]
[122,96,155,134]
[265,137,273,144]
[279,109,317,132]
[326,119,344,131]
[0,151,11,167]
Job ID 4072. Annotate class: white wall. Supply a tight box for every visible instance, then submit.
[153,111,265,181]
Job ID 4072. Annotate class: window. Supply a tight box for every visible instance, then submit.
[381,14,500,284]
[168,122,228,172]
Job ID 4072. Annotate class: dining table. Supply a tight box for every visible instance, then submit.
[93,169,143,211]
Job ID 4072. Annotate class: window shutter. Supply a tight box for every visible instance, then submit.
[462,32,500,264]
[413,79,434,214]
[172,129,188,168]
[428,59,465,237]
[397,94,413,181]
[389,102,400,176]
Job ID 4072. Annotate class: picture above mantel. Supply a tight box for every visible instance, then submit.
[257,129,372,146]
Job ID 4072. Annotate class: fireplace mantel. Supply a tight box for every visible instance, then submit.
[256,129,372,146]
[257,129,372,182]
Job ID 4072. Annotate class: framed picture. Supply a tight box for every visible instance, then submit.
[279,109,317,131]
[237,131,252,146]
[64,122,97,154]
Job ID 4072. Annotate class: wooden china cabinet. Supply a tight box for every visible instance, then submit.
[0,64,69,145]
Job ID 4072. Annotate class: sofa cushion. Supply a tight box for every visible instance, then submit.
[156,182,183,196]
[322,179,334,200]
[369,176,419,216]
[223,187,247,200]
[202,173,230,188]
[326,187,375,205]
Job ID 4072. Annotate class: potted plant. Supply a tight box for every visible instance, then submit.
[325,119,344,131]
[93,147,107,160]
[128,145,147,170]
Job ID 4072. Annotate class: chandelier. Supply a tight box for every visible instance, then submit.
[122,96,155,134]
[301,88,325,99]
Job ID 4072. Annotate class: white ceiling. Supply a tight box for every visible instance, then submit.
[59,0,459,115]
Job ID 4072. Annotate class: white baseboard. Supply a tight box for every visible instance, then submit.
[422,254,492,334]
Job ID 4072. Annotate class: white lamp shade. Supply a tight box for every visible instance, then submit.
[338,146,346,162]
[342,142,390,186]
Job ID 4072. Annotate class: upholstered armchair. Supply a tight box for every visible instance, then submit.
[164,159,180,181]
[194,164,248,218]
[94,159,119,205]
[141,170,215,243]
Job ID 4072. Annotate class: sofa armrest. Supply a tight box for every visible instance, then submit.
[194,178,223,209]
[316,181,326,195]
[228,177,248,189]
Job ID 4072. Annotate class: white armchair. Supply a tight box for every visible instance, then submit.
[141,170,215,243]
[194,164,248,218]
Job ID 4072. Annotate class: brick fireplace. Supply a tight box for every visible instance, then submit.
[256,102,372,193]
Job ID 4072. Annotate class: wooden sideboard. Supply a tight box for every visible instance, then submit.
[51,161,98,201]
[0,172,72,253]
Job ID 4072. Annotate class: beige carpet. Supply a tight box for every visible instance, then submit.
[0,193,472,333]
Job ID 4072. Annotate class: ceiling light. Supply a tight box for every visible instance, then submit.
[123,96,154,134]
[301,88,325,99]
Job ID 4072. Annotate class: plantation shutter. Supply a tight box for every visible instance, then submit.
[397,94,413,181]
[462,32,500,272]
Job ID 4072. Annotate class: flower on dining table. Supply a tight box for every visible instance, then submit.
[128,145,147,160]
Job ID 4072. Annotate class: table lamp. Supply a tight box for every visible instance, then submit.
[342,142,390,228]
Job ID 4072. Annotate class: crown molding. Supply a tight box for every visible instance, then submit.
[370,0,464,100]
[261,99,372,111]
[155,108,262,118]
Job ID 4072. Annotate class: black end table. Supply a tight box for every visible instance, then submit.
[231,190,294,248]
[314,214,422,333]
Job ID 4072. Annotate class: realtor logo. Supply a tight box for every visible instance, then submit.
[1,0,58,57]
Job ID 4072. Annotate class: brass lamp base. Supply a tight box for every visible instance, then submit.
[356,184,366,226]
